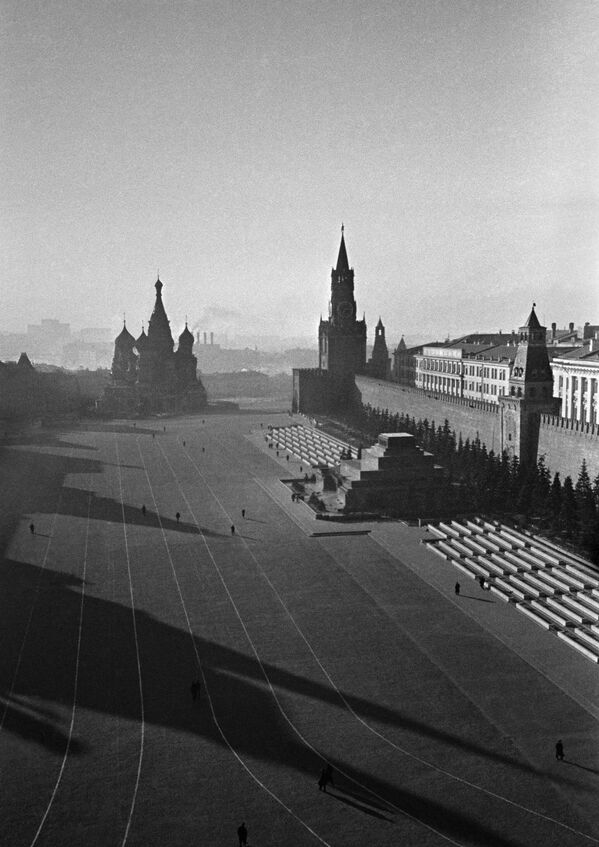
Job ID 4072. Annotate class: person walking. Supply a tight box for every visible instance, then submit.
[241,509,246,519]
[231,525,235,535]
[237,822,248,846]
[29,523,35,535]
[555,739,564,761]
[176,512,181,523]
[454,582,460,596]
[318,768,329,792]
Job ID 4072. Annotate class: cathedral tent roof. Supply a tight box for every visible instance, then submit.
[147,277,174,347]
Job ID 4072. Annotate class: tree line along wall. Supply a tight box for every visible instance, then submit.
[355,376,598,480]
[356,376,500,452]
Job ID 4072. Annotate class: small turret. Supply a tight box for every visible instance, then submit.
[17,352,35,371]
[367,317,390,379]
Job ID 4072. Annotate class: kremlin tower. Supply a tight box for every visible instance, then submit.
[499,304,560,464]
[293,227,367,413]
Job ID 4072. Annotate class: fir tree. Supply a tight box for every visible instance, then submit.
[559,477,578,538]
[531,456,551,521]
[575,460,597,550]
[548,473,562,527]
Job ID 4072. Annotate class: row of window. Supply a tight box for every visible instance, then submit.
[419,359,509,381]
[557,375,598,392]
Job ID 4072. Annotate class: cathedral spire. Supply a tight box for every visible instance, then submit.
[146,274,173,350]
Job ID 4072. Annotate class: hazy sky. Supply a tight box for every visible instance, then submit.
[2,0,598,345]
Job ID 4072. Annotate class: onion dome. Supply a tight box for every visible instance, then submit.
[115,321,135,348]
[135,326,147,351]
[178,323,194,348]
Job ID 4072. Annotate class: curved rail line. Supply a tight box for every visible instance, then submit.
[133,437,333,846]
[180,431,599,846]
[29,486,93,845]
[151,438,465,847]
[114,437,146,847]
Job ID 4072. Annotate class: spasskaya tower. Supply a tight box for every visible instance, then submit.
[318,225,367,377]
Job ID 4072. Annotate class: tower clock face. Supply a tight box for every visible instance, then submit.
[337,301,353,320]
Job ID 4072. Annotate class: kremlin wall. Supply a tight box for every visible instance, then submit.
[355,377,599,481]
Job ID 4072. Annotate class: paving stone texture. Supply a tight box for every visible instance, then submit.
[0,412,597,847]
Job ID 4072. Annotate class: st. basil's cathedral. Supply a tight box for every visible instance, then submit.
[103,276,207,415]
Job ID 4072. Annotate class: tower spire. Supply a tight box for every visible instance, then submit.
[336,225,350,274]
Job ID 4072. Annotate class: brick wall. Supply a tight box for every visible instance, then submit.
[356,377,599,479]
[356,376,501,452]
[538,416,599,479]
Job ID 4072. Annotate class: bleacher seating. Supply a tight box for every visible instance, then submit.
[266,423,354,469]
[424,519,599,664]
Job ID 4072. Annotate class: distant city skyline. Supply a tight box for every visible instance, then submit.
[2,1,598,341]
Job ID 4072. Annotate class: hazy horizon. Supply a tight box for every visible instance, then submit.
[3,1,598,343]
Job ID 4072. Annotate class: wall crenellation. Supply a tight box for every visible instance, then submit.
[540,414,599,437]
[357,376,599,478]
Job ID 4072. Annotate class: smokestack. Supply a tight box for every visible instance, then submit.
[203,332,207,345]
[551,322,556,341]
[210,332,214,346]
[569,322,574,334]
